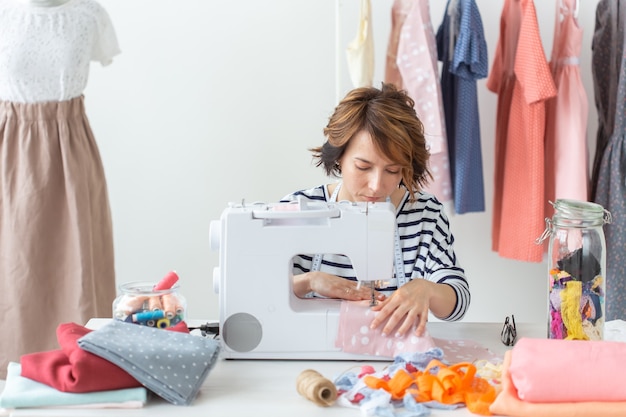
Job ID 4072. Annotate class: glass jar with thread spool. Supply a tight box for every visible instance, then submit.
[112,281,187,329]
[536,199,611,341]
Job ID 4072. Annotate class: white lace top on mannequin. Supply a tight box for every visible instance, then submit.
[0,0,120,103]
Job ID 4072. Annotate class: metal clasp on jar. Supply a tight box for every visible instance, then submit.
[535,217,553,245]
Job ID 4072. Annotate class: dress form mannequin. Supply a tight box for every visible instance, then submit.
[0,0,119,380]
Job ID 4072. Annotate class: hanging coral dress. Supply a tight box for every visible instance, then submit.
[0,0,118,378]
[487,0,556,262]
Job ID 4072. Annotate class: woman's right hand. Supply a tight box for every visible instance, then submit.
[293,271,386,302]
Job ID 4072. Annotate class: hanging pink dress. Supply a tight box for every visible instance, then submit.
[544,0,589,221]
[487,0,557,262]
[385,0,452,204]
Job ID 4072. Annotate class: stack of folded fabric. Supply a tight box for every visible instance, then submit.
[490,337,626,416]
[0,320,221,411]
[0,362,147,410]
[0,322,150,411]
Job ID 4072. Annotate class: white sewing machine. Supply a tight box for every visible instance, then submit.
[209,198,396,360]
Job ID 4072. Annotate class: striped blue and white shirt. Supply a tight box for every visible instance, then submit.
[281,185,470,321]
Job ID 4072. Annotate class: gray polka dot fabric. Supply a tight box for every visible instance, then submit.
[77,320,220,406]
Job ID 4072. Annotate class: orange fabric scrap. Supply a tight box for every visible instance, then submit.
[363,359,496,416]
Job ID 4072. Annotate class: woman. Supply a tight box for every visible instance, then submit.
[282,83,470,338]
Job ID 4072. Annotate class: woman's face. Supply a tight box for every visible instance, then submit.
[337,130,403,203]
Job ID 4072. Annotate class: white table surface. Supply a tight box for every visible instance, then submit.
[0,320,546,417]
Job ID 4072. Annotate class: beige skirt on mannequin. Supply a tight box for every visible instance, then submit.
[0,96,116,379]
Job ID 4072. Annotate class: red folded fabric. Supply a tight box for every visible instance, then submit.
[20,321,189,393]
[20,322,141,393]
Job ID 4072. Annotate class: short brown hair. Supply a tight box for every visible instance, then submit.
[310,83,431,201]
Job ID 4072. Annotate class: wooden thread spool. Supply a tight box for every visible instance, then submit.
[296,369,337,407]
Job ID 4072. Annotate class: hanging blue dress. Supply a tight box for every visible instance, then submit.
[436,0,489,214]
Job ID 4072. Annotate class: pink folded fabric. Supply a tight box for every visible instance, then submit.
[490,350,626,417]
[335,300,437,357]
[507,337,626,403]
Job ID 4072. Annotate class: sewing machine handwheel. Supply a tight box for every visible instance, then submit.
[222,312,263,352]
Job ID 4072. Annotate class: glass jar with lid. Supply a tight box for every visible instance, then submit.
[112,281,187,329]
[537,199,611,341]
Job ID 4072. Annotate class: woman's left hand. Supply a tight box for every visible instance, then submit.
[368,279,433,337]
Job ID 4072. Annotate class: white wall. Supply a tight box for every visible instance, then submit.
[85,0,600,324]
